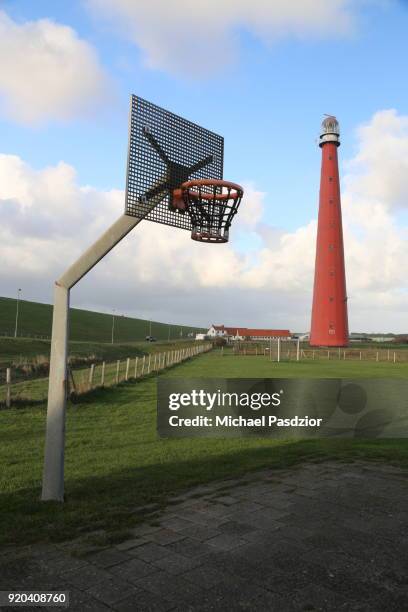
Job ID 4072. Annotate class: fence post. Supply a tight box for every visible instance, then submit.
[359,351,362,361]
[343,351,346,360]
[101,361,105,387]
[116,360,120,383]
[134,357,138,378]
[153,353,157,372]
[88,364,95,389]
[394,352,396,363]
[6,367,11,408]
[387,349,390,362]
[296,340,300,362]
[376,352,379,362]
[147,354,151,373]
[312,350,315,360]
[141,355,146,375]
[277,338,281,363]
[125,357,130,381]
[328,350,330,360]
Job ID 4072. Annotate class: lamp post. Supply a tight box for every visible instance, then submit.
[14,288,22,338]
[111,309,115,344]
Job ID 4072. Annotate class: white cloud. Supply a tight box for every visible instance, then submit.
[86,0,356,75]
[1,108,408,332]
[0,11,110,124]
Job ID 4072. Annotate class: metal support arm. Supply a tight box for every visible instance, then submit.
[41,213,142,501]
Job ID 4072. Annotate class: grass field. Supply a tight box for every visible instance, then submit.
[0,296,204,343]
[0,350,407,549]
[0,336,198,368]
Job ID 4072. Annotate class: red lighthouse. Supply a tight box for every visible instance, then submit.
[310,116,348,347]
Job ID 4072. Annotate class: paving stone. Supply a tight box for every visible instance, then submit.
[206,533,247,552]
[63,564,113,589]
[114,588,174,611]
[109,558,159,582]
[146,528,187,545]
[178,523,221,542]
[217,521,256,537]
[115,537,148,551]
[159,516,196,532]
[151,551,204,575]
[87,548,132,569]
[86,576,139,605]
[41,553,88,573]
[135,570,204,602]
[127,542,173,562]
[212,495,239,505]
[166,538,213,558]
[179,564,226,589]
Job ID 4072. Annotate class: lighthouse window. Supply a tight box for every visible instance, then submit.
[329,297,334,302]
[329,199,334,204]
[329,155,333,160]
[329,177,333,182]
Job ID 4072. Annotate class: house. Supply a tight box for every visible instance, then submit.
[207,325,291,341]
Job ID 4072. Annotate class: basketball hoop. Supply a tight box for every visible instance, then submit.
[173,179,244,243]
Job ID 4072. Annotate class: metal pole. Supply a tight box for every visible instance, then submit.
[41,283,70,501]
[6,367,11,408]
[42,213,141,501]
[111,310,115,344]
[14,288,22,338]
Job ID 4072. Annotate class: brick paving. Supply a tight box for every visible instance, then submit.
[1,461,407,611]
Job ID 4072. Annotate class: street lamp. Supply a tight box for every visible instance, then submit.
[111,309,115,344]
[14,288,22,338]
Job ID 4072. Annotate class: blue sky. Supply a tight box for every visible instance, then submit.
[2,0,407,229]
[1,0,408,332]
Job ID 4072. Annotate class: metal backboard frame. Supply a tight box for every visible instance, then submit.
[125,95,224,231]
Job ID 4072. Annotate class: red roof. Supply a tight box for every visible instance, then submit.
[211,325,290,337]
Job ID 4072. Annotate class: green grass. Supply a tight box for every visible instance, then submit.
[0,296,204,343]
[165,352,408,378]
[0,336,199,369]
[0,351,407,548]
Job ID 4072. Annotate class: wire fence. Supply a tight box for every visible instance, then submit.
[230,340,408,363]
[0,343,212,408]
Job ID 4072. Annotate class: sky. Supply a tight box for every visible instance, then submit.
[1,0,408,333]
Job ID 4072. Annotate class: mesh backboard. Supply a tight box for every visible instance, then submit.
[125,95,224,230]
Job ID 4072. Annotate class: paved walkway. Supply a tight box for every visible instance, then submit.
[1,461,407,611]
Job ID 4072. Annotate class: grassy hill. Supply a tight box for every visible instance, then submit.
[0,296,205,343]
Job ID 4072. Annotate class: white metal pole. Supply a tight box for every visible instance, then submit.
[41,283,70,501]
[42,213,141,502]
[6,367,11,408]
[111,310,115,344]
[14,288,21,338]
